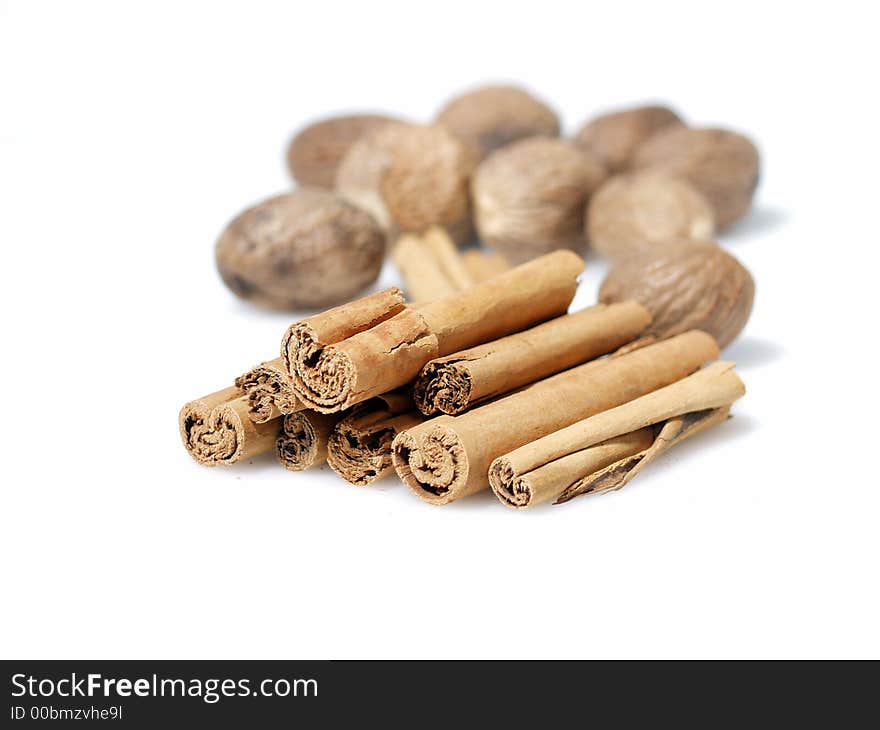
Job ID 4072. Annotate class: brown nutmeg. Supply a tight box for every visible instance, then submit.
[435,84,560,159]
[336,122,477,244]
[587,172,715,261]
[632,127,760,230]
[598,240,754,349]
[286,114,399,188]
[472,137,606,263]
[574,104,684,173]
[215,188,386,310]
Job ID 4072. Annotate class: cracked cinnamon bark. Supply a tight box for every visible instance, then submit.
[283,250,584,413]
[392,331,719,504]
[412,301,650,415]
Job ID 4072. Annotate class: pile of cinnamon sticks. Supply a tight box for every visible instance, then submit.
[180,230,744,509]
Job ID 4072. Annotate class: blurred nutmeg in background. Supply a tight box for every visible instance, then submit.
[587,171,715,261]
[599,239,755,349]
[472,137,606,263]
[435,84,560,160]
[336,122,477,244]
[215,188,386,310]
[286,114,400,188]
[574,104,684,173]
[632,127,761,230]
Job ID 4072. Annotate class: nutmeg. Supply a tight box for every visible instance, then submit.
[435,84,560,159]
[286,114,399,189]
[598,240,754,348]
[336,122,477,244]
[632,127,760,230]
[215,188,386,310]
[574,104,684,173]
[587,172,715,261]
[472,137,606,263]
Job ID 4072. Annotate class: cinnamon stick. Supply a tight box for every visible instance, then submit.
[412,301,651,415]
[179,387,281,466]
[391,330,719,504]
[489,361,744,508]
[235,357,303,423]
[421,226,474,290]
[284,250,584,413]
[461,249,510,283]
[276,409,348,471]
[326,390,424,486]
[392,234,458,302]
[555,406,732,505]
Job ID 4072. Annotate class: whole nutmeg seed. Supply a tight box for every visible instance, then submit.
[435,84,560,160]
[631,127,760,230]
[215,188,386,310]
[336,122,477,244]
[574,104,684,173]
[598,240,754,349]
[286,114,399,188]
[587,172,715,261]
[472,137,607,263]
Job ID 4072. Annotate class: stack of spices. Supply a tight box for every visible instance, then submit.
[182,84,760,509]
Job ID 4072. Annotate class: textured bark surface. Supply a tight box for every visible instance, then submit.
[327,391,423,486]
[412,301,651,415]
[235,357,303,424]
[285,251,583,413]
[392,331,719,505]
[276,409,347,471]
[489,362,744,508]
[599,240,754,349]
[179,387,281,466]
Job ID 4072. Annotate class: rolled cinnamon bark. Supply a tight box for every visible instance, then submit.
[284,250,584,413]
[235,357,303,423]
[421,227,474,290]
[179,387,281,466]
[489,361,744,508]
[276,409,348,471]
[327,390,424,486]
[461,249,510,283]
[392,330,719,504]
[555,406,731,505]
[412,301,651,415]
[392,234,458,302]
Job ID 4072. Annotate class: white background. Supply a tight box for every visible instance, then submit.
[1,0,878,659]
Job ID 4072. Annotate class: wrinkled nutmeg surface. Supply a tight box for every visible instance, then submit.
[336,122,477,244]
[286,114,399,188]
[632,127,760,230]
[574,104,684,173]
[599,240,754,349]
[435,84,560,160]
[587,172,715,261]
[215,188,386,310]
[472,137,606,263]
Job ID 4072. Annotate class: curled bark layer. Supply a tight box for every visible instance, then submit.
[392,330,719,505]
[327,391,423,486]
[284,250,584,413]
[489,361,744,508]
[412,301,651,415]
[276,409,348,471]
[235,357,303,424]
[180,387,281,466]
